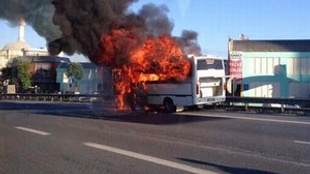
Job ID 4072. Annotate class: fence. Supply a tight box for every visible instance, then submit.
[225,96,310,113]
[1,93,310,113]
[0,93,110,102]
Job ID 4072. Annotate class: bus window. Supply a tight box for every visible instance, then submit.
[197,59,223,70]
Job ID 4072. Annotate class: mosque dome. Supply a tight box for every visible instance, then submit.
[1,18,30,52]
[1,40,31,51]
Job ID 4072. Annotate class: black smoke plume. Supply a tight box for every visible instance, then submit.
[0,0,201,59]
[0,0,61,42]
[177,30,201,55]
[49,0,138,60]
[50,1,201,61]
[138,3,174,36]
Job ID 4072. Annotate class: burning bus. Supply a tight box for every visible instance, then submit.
[109,54,226,113]
[144,55,226,113]
[47,0,216,113]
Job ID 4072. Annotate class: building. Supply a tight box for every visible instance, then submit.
[25,56,70,92]
[228,38,310,98]
[56,63,113,94]
[0,19,49,70]
[0,19,74,93]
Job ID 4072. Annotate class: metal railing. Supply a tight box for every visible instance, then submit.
[225,96,310,113]
[1,93,310,114]
[0,93,111,102]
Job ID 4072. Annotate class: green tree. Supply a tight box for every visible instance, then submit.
[66,62,83,91]
[14,58,31,90]
[0,67,12,84]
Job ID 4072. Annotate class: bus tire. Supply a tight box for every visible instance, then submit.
[163,98,176,113]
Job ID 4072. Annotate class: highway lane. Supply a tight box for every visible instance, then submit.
[0,105,310,174]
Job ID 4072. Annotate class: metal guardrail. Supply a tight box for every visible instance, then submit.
[1,94,309,104]
[1,94,310,114]
[0,93,111,102]
[225,96,310,113]
[226,96,310,105]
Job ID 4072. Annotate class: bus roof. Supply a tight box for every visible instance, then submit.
[187,55,223,60]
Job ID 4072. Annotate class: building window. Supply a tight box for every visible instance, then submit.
[287,58,309,75]
[63,72,69,83]
[254,57,261,74]
[249,57,279,75]
[300,58,308,74]
[34,62,51,78]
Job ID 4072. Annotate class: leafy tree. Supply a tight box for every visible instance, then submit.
[14,58,31,90]
[0,58,31,92]
[66,62,83,91]
[1,64,19,90]
[0,67,12,84]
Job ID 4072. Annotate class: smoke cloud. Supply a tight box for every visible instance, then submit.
[0,0,61,42]
[177,30,201,55]
[50,0,201,61]
[0,0,201,59]
[138,3,174,36]
[49,0,139,60]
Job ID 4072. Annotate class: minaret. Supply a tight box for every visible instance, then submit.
[17,18,25,42]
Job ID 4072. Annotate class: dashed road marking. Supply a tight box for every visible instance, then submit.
[15,126,51,136]
[84,142,219,174]
[294,140,310,145]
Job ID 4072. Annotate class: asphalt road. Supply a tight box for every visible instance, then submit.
[0,101,310,174]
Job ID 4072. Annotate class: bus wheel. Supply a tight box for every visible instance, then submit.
[163,98,176,113]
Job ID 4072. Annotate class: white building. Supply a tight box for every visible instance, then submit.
[0,19,49,70]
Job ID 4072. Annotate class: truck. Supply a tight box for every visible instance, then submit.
[144,55,227,112]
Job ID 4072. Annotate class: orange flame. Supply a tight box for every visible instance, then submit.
[96,28,191,110]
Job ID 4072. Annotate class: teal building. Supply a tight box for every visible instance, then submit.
[228,39,310,98]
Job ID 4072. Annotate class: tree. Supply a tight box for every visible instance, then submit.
[13,58,31,90]
[0,67,12,84]
[66,62,83,91]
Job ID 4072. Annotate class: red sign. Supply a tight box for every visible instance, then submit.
[229,52,242,80]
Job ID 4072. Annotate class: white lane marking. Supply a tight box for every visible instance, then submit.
[294,140,310,145]
[177,112,310,125]
[15,126,51,136]
[84,142,219,174]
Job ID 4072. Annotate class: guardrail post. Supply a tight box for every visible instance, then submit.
[281,104,285,113]
[245,103,249,111]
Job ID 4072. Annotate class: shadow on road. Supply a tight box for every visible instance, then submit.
[32,109,231,125]
[0,100,90,111]
[101,112,230,125]
[25,108,232,125]
[177,158,280,174]
[0,101,231,125]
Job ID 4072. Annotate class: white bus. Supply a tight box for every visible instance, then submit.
[145,55,227,112]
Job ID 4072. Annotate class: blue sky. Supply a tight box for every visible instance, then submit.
[1,0,310,61]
